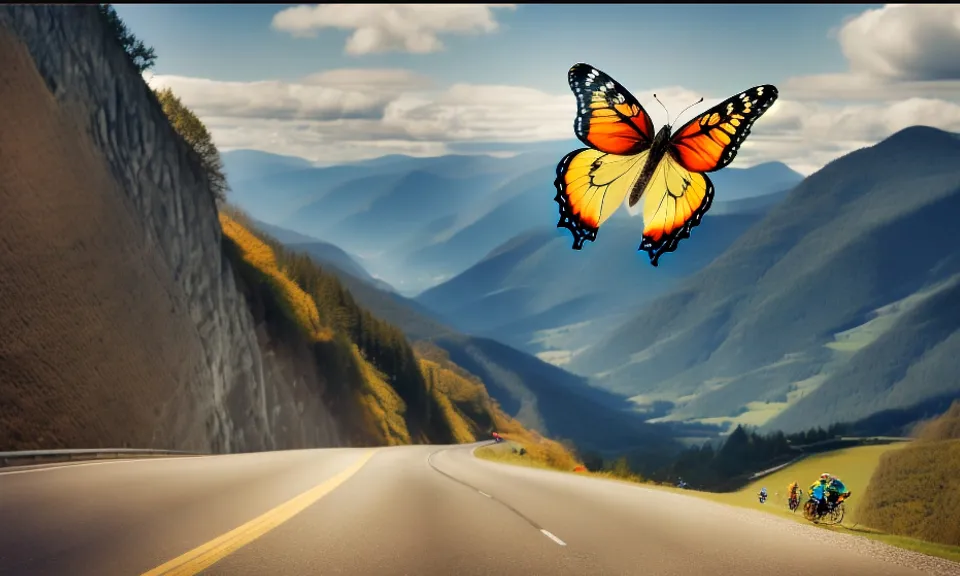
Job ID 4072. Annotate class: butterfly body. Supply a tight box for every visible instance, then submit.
[627,124,673,207]
[554,63,778,266]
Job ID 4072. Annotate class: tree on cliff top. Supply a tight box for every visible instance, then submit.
[98,4,156,74]
[154,88,230,204]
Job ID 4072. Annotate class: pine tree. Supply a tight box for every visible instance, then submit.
[153,87,230,203]
[98,4,157,73]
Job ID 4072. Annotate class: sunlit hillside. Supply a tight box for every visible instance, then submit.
[860,401,960,547]
[220,208,580,467]
[415,341,582,471]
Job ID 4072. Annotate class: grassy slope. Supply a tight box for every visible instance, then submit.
[474,440,582,476]
[705,444,904,523]
[480,438,960,563]
[859,401,960,548]
[570,127,960,433]
[415,341,583,469]
[687,443,960,562]
[221,211,581,465]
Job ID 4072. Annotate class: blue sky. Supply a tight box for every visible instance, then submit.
[120,4,960,173]
[118,4,874,94]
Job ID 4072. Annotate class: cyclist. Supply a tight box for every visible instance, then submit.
[826,474,851,506]
[809,473,831,513]
[758,487,768,504]
[787,481,802,509]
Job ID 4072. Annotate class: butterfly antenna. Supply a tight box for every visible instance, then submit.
[676,97,705,123]
[652,93,671,125]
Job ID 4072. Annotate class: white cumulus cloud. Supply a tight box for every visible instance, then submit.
[271,4,516,55]
[784,4,960,101]
[149,69,430,121]
[840,4,960,82]
[146,68,960,175]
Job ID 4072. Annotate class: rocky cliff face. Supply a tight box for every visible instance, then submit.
[0,6,343,452]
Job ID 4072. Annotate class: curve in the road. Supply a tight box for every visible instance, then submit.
[427,445,567,546]
[2,443,959,576]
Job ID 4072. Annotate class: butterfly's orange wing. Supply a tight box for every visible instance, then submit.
[634,85,778,265]
[556,64,654,248]
[669,85,779,173]
[567,63,655,155]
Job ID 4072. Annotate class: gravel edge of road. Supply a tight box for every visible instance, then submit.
[691,495,960,576]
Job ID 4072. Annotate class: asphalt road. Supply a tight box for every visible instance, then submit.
[0,443,952,576]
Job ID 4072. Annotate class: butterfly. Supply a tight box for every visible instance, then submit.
[554,63,779,266]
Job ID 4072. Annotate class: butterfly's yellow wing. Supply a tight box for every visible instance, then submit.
[555,148,649,249]
[637,154,715,267]
[632,85,774,265]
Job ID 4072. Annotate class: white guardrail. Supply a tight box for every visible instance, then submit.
[0,448,203,468]
[748,455,808,480]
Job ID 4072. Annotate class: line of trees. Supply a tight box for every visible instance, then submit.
[221,207,455,443]
[152,88,230,203]
[99,4,229,204]
[652,422,849,491]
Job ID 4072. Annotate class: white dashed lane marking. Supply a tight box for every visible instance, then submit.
[540,529,567,546]
[428,447,570,549]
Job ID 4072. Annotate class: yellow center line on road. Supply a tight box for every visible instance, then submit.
[141,449,379,576]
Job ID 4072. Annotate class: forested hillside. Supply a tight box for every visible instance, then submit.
[221,206,581,464]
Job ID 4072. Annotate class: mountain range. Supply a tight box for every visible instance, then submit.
[224,126,960,439]
[224,146,801,296]
[231,216,687,459]
[221,145,803,447]
[224,146,802,358]
[567,126,960,433]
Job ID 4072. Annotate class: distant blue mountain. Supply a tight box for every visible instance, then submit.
[226,147,801,299]
[709,161,804,201]
[402,165,556,278]
[227,164,380,225]
[401,161,801,293]
[415,209,768,355]
[566,126,960,434]
[222,149,315,185]
[249,219,382,287]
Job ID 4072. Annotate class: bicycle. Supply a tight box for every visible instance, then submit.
[828,492,851,525]
[802,492,849,525]
[788,488,803,513]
